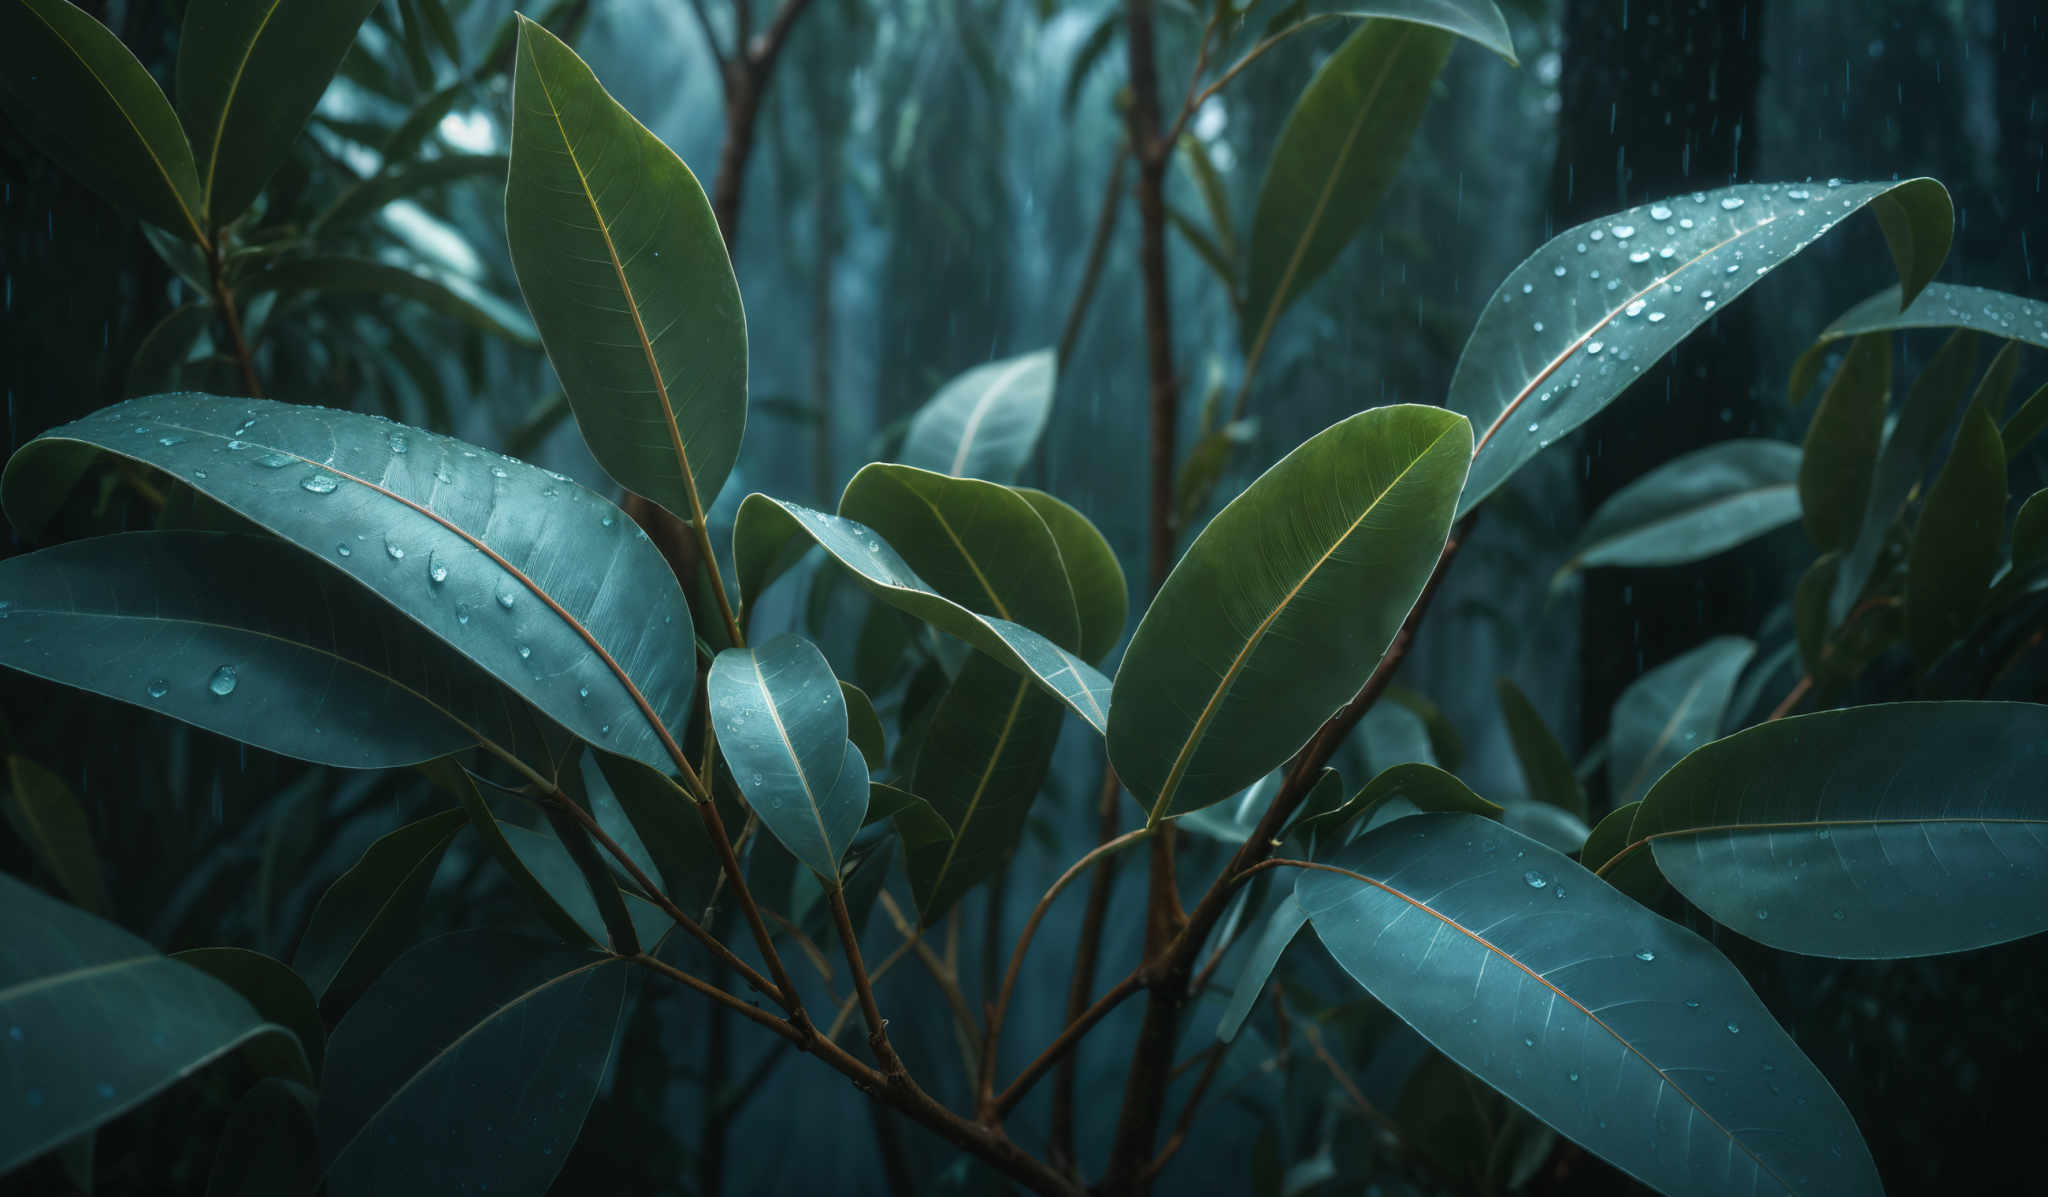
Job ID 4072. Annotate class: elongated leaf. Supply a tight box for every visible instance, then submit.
[495,819,671,950]
[204,1078,318,1197]
[1631,702,2048,957]
[293,808,467,1002]
[172,947,325,1079]
[904,653,1063,922]
[2004,381,2048,459]
[178,0,384,221]
[1501,800,1592,855]
[1905,406,2005,665]
[241,254,539,347]
[1111,405,1470,822]
[1217,892,1308,1043]
[593,752,721,919]
[708,634,864,879]
[841,682,887,770]
[1014,487,1128,662]
[734,496,1113,732]
[1607,637,1754,809]
[1798,334,1890,552]
[1291,762,1500,855]
[1453,178,1953,515]
[1787,282,2048,405]
[0,531,566,769]
[1562,440,1802,579]
[426,762,596,946]
[898,351,1057,482]
[0,871,306,1174]
[0,0,207,244]
[3,396,696,775]
[505,16,746,523]
[2015,489,2048,574]
[319,931,627,1197]
[838,464,1081,649]
[1297,814,1880,1196]
[3,754,109,915]
[316,153,510,232]
[1242,19,1453,353]
[1495,678,1586,818]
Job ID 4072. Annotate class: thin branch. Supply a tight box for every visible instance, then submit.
[990,970,1147,1119]
[877,892,980,1074]
[764,907,837,980]
[1057,148,1129,366]
[753,0,816,72]
[686,0,728,69]
[1141,1040,1231,1181]
[1767,674,1813,720]
[1052,760,1127,1169]
[634,952,803,1042]
[207,240,264,398]
[829,884,909,1080]
[828,932,920,1042]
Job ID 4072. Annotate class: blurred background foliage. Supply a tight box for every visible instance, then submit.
[1,0,2044,1192]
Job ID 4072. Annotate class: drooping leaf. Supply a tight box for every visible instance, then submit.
[1606,637,1754,809]
[1013,487,1129,662]
[841,682,887,771]
[171,947,325,1079]
[1561,439,1803,579]
[1967,338,2025,420]
[293,808,467,1002]
[318,931,627,1197]
[2,754,109,915]
[897,351,1057,482]
[1631,702,2048,958]
[1217,892,1308,1043]
[0,0,207,244]
[1293,762,1501,853]
[1904,406,2006,665]
[1297,813,1880,1196]
[2,396,696,775]
[1452,178,1953,515]
[707,634,866,880]
[1798,334,1891,552]
[592,751,722,920]
[177,0,384,221]
[903,653,1063,923]
[1495,678,1586,819]
[1111,405,1471,822]
[505,16,748,523]
[733,496,1113,733]
[494,818,670,950]
[203,1078,318,1197]
[1786,282,2048,405]
[0,871,306,1175]
[240,254,539,347]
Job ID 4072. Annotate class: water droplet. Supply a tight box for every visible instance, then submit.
[1531,320,1544,333]
[600,724,612,736]
[226,440,248,450]
[388,431,409,454]
[1586,341,1605,355]
[1629,249,1652,263]
[428,553,448,583]
[1635,950,1655,962]
[1521,282,1534,294]
[497,592,517,610]
[384,540,405,561]
[1657,246,1677,259]
[253,451,292,468]
[456,603,472,625]
[1625,300,1646,317]
[1552,264,1567,278]
[1726,1021,1741,1035]
[1527,422,1540,434]
[1756,908,1770,921]
[1524,1035,1536,1047]
[157,434,184,447]
[146,679,169,699]
[1647,311,1666,323]
[1831,908,1846,921]
[518,645,532,660]
[1679,217,1695,229]
[1720,196,1746,210]
[301,473,338,494]
[490,465,509,479]
[1610,224,1635,239]
[1523,869,1547,888]
[1649,205,1672,221]
[1553,885,1566,899]
[578,686,590,699]
[208,666,237,696]
[335,542,352,558]
[1568,1071,1580,1082]
[601,513,614,528]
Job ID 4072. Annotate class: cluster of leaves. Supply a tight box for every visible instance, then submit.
[0,1,2044,1195]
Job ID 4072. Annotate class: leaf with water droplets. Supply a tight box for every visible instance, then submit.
[1452,178,1953,515]
[1786,282,2048,406]
[1298,813,1880,1197]
[1630,702,2048,958]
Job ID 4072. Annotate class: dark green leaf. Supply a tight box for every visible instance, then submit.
[177,0,384,221]
[1501,800,1592,855]
[0,871,306,1174]
[1632,702,2048,957]
[1793,552,1841,679]
[3,754,109,915]
[318,932,627,1197]
[0,0,207,243]
[1495,677,1586,818]
[203,1078,318,1197]
[1562,439,1803,578]
[1111,405,1470,822]
[1798,334,1890,552]
[293,808,467,1002]
[1298,814,1879,1196]
[171,947,325,1079]
[841,682,887,771]
[241,255,538,347]
[2014,488,2048,574]
[1606,637,1754,808]
[593,751,721,920]
[314,153,510,233]
[505,16,747,523]
[1295,762,1501,853]
[1904,406,2005,665]
[494,818,670,950]
[2004,381,2048,460]
[1580,800,1668,906]
[1217,892,1307,1043]
[1786,282,2048,405]
[897,351,1057,482]
[1453,178,1952,515]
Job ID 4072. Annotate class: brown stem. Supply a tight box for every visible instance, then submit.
[1056,150,1130,366]
[1766,674,1813,721]
[697,792,809,1025]
[206,240,264,398]
[1140,1039,1230,1182]
[992,971,1147,1119]
[1050,761,1126,1170]
[829,884,909,1081]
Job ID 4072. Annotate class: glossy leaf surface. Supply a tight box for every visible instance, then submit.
[1787,282,2048,404]
[171,947,325,1079]
[1633,702,2048,958]
[506,16,747,521]
[708,634,865,880]
[1014,487,1128,662]
[1904,406,2005,665]
[897,351,1055,482]
[1607,637,1754,809]
[1452,178,1952,515]
[593,752,721,919]
[1298,814,1880,1196]
[1111,405,1470,821]
[293,808,467,1002]
[1563,440,1802,577]
[1495,678,1586,818]
[3,396,695,774]
[1797,334,1889,552]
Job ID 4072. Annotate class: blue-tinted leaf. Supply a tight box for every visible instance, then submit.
[708,634,865,880]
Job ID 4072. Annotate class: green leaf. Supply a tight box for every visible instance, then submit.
[1580,800,1669,906]
[1786,282,2048,406]
[1495,677,1586,819]
[293,808,467,1002]
[592,752,721,920]
[1216,892,1307,1043]
[2014,488,2048,575]
[904,653,1063,923]
[1453,178,1953,515]
[316,152,511,233]
[1632,702,2048,957]
[0,0,207,244]
[494,818,670,950]
[0,531,560,769]
[3,754,109,915]
[1798,334,1890,552]
[318,931,627,1197]
[1905,405,2005,665]
[3,396,696,776]
[505,15,747,524]
[1500,800,1592,855]
[2003,380,2048,460]
[177,0,384,222]
[1297,814,1880,1196]
[1606,637,1754,809]
[171,947,325,1079]
[1111,405,1471,822]
[1013,487,1128,662]
[240,254,539,347]
[1242,19,1453,358]
[1179,133,1237,267]
[838,464,1082,649]
[203,1078,318,1197]
[897,351,1057,482]
[708,634,867,880]
[1561,439,1803,579]
[1793,551,1841,678]
[1293,761,1501,854]
[841,682,887,771]
[0,871,307,1174]
[733,496,1113,733]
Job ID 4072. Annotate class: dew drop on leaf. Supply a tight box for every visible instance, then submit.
[208,666,237,697]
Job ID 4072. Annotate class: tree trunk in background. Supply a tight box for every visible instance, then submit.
[1551,0,1765,755]
[1991,0,2046,294]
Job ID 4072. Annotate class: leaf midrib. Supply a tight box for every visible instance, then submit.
[925,675,1030,903]
[198,0,285,217]
[1575,480,1797,567]
[948,356,1039,476]
[749,650,841,877]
